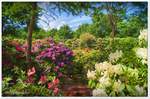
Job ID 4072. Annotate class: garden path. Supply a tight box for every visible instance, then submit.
[61,75,92,96]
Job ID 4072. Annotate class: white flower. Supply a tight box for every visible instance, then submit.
[107,64,115,76]
[135,85,145,96]
[87,70,96,80]
[103,61,111,68]
[95,61,110,72]
[109,50,123,63]
[139,29,147,41]
[99,76,111,87]
[92,89,108,96]
[113,64,123,75]
[136,48,147,60]
[95,63,102,72]
[113,80,122,92]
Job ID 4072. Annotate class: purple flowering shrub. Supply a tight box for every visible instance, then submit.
[36,38,74,77]
[2,37,74,96]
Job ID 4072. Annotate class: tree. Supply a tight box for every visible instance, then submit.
[58,25,72,39]
[48,28,58,38]
[75,23,91,37]
[2,2,91,66]
[27,3,37,63]
[117,16,144,37]
[91,12,111,37]
[2,2,38,64]
[89,2,147,45]
[105,3,126,45]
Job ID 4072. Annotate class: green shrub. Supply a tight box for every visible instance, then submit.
[95,38,103,50]
[65,38,81,49]
[72,49,103,80]
[111,37,138,51]
[32,30,50,39]
[79,33,96,48]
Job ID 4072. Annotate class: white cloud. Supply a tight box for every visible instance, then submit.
[68,15,91,24]
[38,14,92,31]
[50,21,67,29]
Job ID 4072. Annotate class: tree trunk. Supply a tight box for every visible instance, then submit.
[26,3,37,65]
[106,3,116,46]
[108,13,116,46]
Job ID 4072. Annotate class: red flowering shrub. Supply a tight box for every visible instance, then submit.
[13,37,73,96]
[3,37,74,96]
[47,78,60,95]
[39,75,47,84]
[26,67,36,83]
[27,67,36,77]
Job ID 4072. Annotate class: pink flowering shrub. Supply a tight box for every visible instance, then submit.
[7,37,74,96]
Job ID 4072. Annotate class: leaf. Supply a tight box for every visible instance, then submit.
[120,83,125,91]
[88,80,92,87]
[126,85,135,94]
[91,81,96,88]
[120,91,125,96]
[4,77,12,82]
[110,91,116,96]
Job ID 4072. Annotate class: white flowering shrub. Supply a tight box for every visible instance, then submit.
[135,48,147,64]
[138,29,147,47]
[87,70,96,80]
[139,29,147,41]
[87,50,147,96]
[108,50,123,63]
[92,89,108,96]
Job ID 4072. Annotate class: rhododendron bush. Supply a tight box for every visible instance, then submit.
[2,37,74,96]
[87,29,148,96]
[2,29,147,96]
[87,60,146,96]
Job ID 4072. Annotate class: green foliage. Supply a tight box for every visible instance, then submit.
[65,38,81,49]
[2,2,148,97]
[91,12,111,37]
[117,16,144,37]
[2,77,12,92]
[48,28,58,38]
[58,25,73,39]
[72,49,101,77]
[80,33,96,48]
[111,37,139,51]
[32,29,50,39]
[75,24,91,37]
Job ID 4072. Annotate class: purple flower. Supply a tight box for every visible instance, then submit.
[60,62,64,67]
[36,38,74,75]
[58,72,63,77]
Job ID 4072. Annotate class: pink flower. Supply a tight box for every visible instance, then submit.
[53,78,59,85]
[36,55,41,61]
[54,66,59,72]
[15,45,23,52]
[26,76,34,83]
[60,62,64,67]
[58,72,63,77]
[27,67,36,77]
[48,82,53,89]
[53,87,59,95]
[32,46,39,53]
[39,75,47,84]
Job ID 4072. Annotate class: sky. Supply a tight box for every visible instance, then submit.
[37,3,93,31]
[37,14,92,31]
[37,2,147,31]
